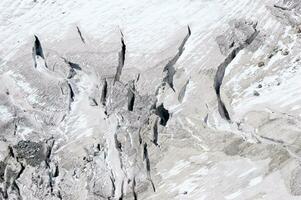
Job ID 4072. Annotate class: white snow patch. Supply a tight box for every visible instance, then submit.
[0,105,13,122]
[225,190,242,200]
[238,167,257,178]
[248,176,263,187]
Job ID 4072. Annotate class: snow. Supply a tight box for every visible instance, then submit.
[0,105,13,122]
[225,190,242,200]
[248,176,263,187]
[1,0,301,199]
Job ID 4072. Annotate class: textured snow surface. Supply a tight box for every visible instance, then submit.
[1,0,301,199]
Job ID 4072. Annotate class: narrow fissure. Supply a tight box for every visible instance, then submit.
[152,118,159,146]
[114,33,126,83]
[89,97,98,106]
[53,164,59,177]
[178,79,189,103]
[45,140,60,196]
[76,26,86,43]
[214,26,259,121]
[273,4,291,11]
[143,143,155,192]
[132,177,138,200]
[127,82,135,111]
[32,35,47,68]
[33,35,45,59]
[13,124,18,136]
[8,159,25,200]
[113,131,124,171]
[101,79,108,106]
[67,61,81,71]
[114,133,122,152]
[163,26,191,91]
[67,83,75,111]
[45,139,55,167]
[109,171,116,198]
[62,57,82,70]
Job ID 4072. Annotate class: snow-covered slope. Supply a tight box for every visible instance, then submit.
[1,0,301,199]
